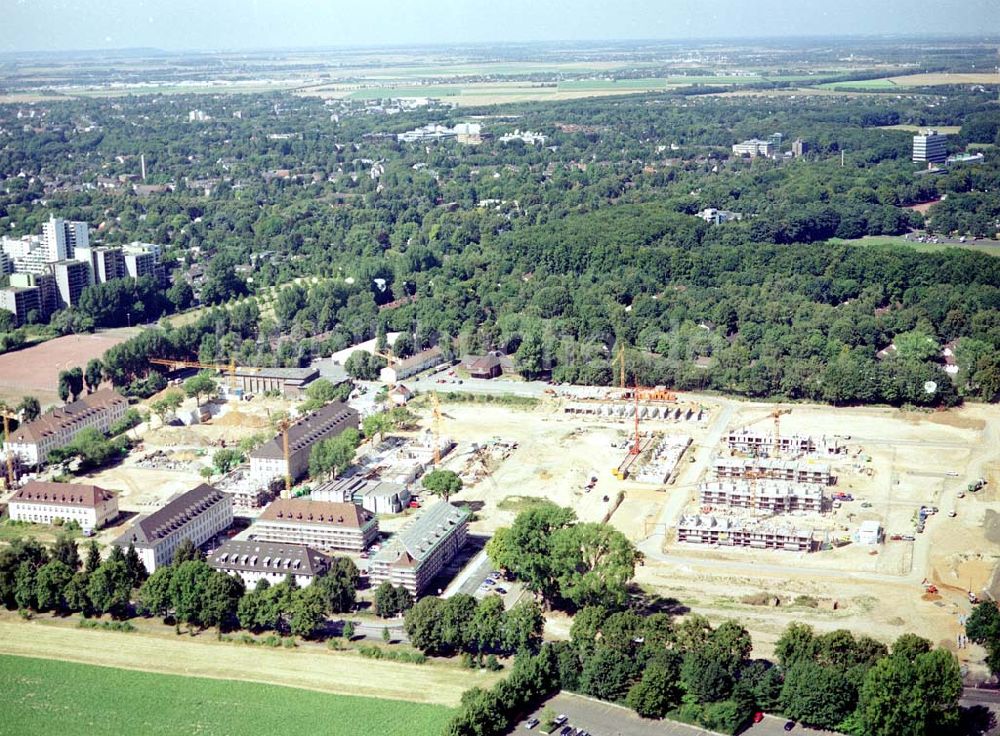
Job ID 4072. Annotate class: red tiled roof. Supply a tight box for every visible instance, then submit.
[258,498,373,529]
[12,480,116,508]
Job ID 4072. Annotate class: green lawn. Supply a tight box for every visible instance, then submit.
[815,78,898,90]
[830,236,1000,257]
[1,654,454,736]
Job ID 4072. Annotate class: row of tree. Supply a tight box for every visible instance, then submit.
[403,593,544,657]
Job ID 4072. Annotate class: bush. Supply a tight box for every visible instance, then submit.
[78,618,136,633]
[793,596,819,608]
[358,644,427,664]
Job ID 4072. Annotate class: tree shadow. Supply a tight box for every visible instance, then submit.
[959,705,997,736]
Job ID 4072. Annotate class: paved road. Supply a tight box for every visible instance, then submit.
[520,692,833,736]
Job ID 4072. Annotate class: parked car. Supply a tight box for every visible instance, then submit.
[495,587,508,595]
[784,721,796,731]
[753,712,765,723]
[553,715,568,726]
[523,718,539,730]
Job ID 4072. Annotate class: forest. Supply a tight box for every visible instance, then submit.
[1,80,999,406]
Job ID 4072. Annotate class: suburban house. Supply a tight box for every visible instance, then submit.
[249,402,360,486]
[368,501,469,596]
[208,539,331,589]
[4,388,128,467]
[8,480,119,532]
[249,497,379,552]
[115,484,233,573]
[380,346,446,384]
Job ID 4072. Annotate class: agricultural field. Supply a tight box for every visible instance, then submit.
[1,654,454,736]
[819,72,1000,90]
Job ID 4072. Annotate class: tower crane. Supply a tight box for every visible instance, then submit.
[0,403,18,490]
[149,358,261,390]
[431,392,442,466]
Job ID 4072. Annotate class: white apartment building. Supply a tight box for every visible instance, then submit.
[4,388,128,467]
[250,498,379,552]
[8,480,119,532]
[116,484,233,573]
[42,215,89,262]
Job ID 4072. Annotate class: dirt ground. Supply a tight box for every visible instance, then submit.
[411,395,1000,677]
[0,330,133,407]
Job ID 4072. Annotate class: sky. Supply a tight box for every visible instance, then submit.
[4,0,999,53]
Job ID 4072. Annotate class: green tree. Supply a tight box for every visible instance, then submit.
[422,469,463,502]
[362,412,393,443]
[150,389,184,426]
[289,586,327,638]
[502,599,545,654]
[308,428,361,479]
[486,502,576,603]
[393,333,415,359]
[550,522,639,609]
[626,654,683,719]
[87,559,133,618]
[212,448,243,475]
[779,661,856,729]
[35,559,74,612]
[200,570,245,630]
[16,396,41,422]
[84,358,104,393]
[965,601,1000,675]
[52,535,80,570]
[775,621,817,669]
[855,648,961,736]
[184,370,217,407]
[680,649,734,703]
[405,596,446,653]
[344,351,385,381]
[173,538,204,564]
[313,558,359,613]
[579,645,642,702]
[64,571,91,612]
[342,620,356,640]
[84,541,101,573]
[138,566,175,618]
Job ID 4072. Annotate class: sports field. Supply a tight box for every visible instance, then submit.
[831,235,1000,258]
[1,654,454,736]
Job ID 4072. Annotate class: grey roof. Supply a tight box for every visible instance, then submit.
[251,402,359,460]
[118,483,228,546]
[314,476,407,502]
[235,366,319,382]
[372,501,468,565]
[209,539,330,577]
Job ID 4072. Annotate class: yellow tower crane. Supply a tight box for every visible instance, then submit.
[0,404,18,490]
[431,392,442,466]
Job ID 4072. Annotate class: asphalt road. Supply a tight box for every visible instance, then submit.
[519,692,834,736]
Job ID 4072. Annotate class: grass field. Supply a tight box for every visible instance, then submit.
[2,654,454,736]
[831,235,1000,257]
[0,618,496,706]
[878,124,962,134]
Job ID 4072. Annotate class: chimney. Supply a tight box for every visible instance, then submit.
[140,154,147,181]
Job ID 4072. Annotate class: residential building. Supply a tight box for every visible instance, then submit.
[368,502,469,596]
[388,384,414,406]
[698,480,825,513]
[791,139,809,157]
[499,129,547,145]
[42,216,89,262]
[122,242,164,282]
[398,124,456,143]
[51,259,91,307]
[9,273,57,319]
[380,346,446,384]
[250,498,378,552]
[725,430,818,455]
[75,245,126,284]
[732,139,775,157]
[208,540,331,589]
[913,130,948,163]
[4,388,128,467]
[312,476,412,514]
[3,234,49,274]
[697,208,743,225]
[0,285,42,326]
[712,456,834,485]
[0,251,11,276]
[769,133,784,150]
[249,402,360,485]
[115,484,233,573]
[676,514,814,552]
[8,480,119,532]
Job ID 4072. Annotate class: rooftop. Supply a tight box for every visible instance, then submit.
[392,346,443,373]
[12,480,116,508]
[209,539,330,577]
[251,402,359,460]
[118,483,228,546]
[8,388,127,445]
[257,498,374,529]
[372,501,468,567]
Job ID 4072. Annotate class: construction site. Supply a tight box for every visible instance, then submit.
[2,341,1000,676]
